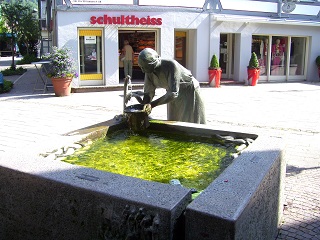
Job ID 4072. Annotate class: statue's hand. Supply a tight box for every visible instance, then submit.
[143,104,152,115]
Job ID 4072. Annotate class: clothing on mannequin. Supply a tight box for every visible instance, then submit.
[272,39,284,66]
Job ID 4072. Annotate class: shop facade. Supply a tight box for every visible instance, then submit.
[53,4,320,87]
[209,16,320,83]
[55,8,209,87]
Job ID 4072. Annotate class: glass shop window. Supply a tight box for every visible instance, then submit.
[289,37,306,76]
[270,36,288,76]
[251,35,269,76]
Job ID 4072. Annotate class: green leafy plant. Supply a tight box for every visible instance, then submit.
[16,54,40,65]
[315,56,320,68]
[1,66,27,76]
[248,52,260,69]
[43,46,78,78]
[209,54,220,70]
[0,79,14,94]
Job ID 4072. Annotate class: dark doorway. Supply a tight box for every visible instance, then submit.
[119,30,156,82]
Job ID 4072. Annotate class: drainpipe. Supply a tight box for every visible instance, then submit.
[209,13,212,69]
[277,0,282,18]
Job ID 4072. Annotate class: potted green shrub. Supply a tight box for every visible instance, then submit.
[208,54,222,88]
[43,46,78,96]
[315,56,320,79]
[247,52,260,86]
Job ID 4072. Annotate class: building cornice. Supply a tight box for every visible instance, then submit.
[56,5,204,13]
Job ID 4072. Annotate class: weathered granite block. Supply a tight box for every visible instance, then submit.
[185,135,285,240]
[0,152,191,240]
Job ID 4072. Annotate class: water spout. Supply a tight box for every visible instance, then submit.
[123,75,132,114]
[123,76,150,132]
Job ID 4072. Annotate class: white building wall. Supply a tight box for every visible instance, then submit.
[187,30,197,75]
[104,26,119,85]
[171,13,210,81]
[194,17,210,81]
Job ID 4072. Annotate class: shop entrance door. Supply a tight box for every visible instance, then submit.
[220,33,234,79]
[119,30,157,81]
[79,29,103,84]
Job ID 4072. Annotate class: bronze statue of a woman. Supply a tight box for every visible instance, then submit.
[134,48,206,124]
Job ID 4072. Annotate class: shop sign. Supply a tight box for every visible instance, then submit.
[90,15,162,26]
[84,36,96,44]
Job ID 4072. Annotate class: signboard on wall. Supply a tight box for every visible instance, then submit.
[90,15,162,25]
[84,36,96,44]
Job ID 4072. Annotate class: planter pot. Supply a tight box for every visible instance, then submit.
[247,68,260,86]
[208,69,222,88]
[51,77,72,97]
[318,67,320,80]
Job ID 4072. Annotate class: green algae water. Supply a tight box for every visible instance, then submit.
[64,129,237,192]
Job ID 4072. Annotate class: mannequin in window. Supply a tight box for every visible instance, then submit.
[272,39,284,66]
[91,49,96,60]
[263,38,269,65]
[259,38,269,70]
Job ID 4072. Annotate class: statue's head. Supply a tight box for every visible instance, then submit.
[138,48,160,73]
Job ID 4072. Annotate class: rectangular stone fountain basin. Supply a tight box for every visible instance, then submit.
[0,119,285,240]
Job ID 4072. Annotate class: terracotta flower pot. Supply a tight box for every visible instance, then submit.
[208,69,222,88]
[51,77,72,97]
[247,68,260,86]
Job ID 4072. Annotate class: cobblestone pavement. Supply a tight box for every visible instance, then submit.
[0,59,320,239]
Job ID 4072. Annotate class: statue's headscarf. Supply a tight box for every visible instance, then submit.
[138,48,161,68]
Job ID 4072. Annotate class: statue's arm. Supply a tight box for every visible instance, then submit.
[149,61,179,108]
[142,91,177,116]
[132,93,143,103]
[149,91,178,108]
[141,75,156,105]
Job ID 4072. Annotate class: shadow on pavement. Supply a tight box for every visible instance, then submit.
[286,164,320,176]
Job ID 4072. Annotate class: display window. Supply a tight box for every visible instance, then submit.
[251,35,270,76]
[289,37,306,76]
[175,31,187,67]
[270,36,287,76]
[252,35,307,79]
[79,29,103,81]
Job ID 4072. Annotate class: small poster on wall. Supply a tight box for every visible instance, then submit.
[84,36,96,44]
[71,0,102,3]
[71,0,131,4]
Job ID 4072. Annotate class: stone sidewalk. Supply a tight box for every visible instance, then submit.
[0,61,320,239]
